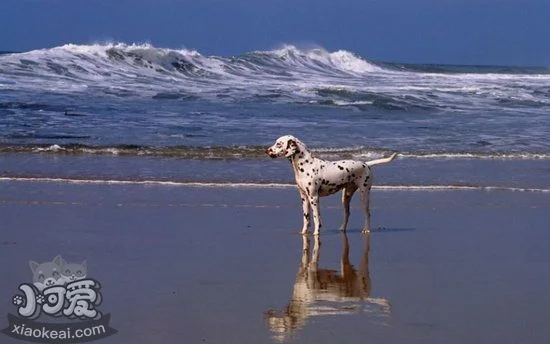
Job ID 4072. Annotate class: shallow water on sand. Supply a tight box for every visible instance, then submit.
[1,153,549,191]
[1,183,549,343]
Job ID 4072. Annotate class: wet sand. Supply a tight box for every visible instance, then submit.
[1,181,549,343]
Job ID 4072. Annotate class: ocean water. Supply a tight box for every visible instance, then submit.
[0,43,549,191]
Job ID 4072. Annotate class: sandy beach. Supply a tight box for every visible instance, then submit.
[0,180,549,344]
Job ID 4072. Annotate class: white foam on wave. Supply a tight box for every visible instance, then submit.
[1,42,549,113]
[267,45,381,75]
[0,43,384,95]
[1,177,548,193]
[313,149,550,161]
[0,42,215,96]
[398,152,550,160]
[33,144,64,152]
[7,143,549,161]
[375,185,550,193]
[332,100,374,106]
[329,50,380,74]
[0,177,294,189]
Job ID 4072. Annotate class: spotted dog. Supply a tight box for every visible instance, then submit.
[266,135,397,235]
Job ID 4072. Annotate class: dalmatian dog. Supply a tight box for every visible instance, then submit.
[266,135,397,235]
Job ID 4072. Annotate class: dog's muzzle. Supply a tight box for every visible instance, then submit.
[265,148,277,158]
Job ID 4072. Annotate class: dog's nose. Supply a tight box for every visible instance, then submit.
[265,148,277,158]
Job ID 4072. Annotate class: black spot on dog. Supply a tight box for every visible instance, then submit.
[338,165,344,170]
[300,168,304,172]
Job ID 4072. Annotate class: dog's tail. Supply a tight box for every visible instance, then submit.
[366,152,398,167]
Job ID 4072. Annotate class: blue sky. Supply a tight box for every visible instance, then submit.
[1,0,549,66]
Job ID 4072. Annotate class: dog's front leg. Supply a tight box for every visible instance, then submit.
[309,195,322,235]
[300,191,311,234]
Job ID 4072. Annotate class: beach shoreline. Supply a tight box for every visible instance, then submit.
[1,152,549,190]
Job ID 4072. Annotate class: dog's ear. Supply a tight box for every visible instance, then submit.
[285,139,299,157]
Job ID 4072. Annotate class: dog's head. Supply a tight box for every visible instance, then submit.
[265,135,301,159]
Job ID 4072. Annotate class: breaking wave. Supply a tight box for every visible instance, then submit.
[1,43,549,112]
[0,43,380,94]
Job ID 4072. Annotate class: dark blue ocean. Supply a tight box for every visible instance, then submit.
[0,43,549,190]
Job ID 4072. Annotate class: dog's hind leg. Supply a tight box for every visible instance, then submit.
[359,185,372,233]
[339,186,357,232]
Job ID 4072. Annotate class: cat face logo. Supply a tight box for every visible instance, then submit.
[61,260,87,284]
[29,255,88,291]
[2,255,117,343]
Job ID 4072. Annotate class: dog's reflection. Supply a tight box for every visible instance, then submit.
[265,233,391,341]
